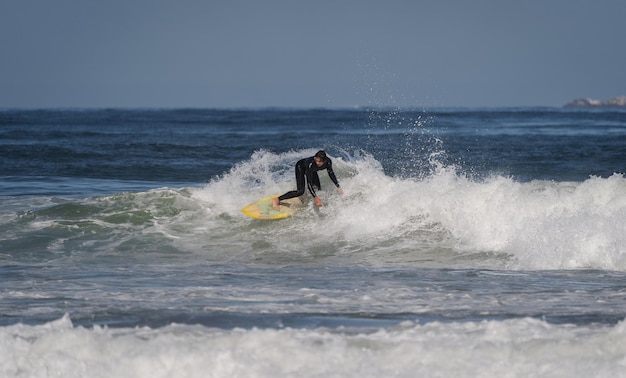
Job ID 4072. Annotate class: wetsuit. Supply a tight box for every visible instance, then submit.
[278,157,340,201]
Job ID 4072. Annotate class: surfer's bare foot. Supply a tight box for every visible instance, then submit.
[272,198,280,211]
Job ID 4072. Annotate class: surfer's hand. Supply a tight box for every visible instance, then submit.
[337,187,344,195]
[314,196,323,207]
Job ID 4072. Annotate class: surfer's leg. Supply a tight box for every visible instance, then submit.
[280,165,306,199]
[311,172,321,191]
[274,165,306,210]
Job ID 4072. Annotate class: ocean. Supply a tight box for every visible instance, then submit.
[1,108,625,377]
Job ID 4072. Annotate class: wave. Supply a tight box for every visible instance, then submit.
[3,314,626,378]
[188,149,626,270]
[413,169,626,270]
[2,149,625,271]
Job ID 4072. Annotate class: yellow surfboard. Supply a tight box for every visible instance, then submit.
[242,195,303,220]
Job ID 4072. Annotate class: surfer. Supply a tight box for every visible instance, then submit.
[272,150,343,210]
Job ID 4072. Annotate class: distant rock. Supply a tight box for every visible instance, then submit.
[565,96,626,107]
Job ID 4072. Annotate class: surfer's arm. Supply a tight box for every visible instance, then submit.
[326,161,341,189]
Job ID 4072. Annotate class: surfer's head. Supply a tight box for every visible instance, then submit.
[314,150,327,166]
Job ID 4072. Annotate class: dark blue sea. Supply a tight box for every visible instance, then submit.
[1,108,625,377]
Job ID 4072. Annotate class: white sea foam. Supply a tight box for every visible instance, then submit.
[2,314,626,378]
[415,171,626,270]
[187,150,626,271]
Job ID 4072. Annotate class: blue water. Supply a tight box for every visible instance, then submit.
[1,108,626,377]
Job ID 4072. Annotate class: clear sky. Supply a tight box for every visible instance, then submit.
[1,0,625,109]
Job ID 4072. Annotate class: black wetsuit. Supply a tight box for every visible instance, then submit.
[278,157,340,201]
